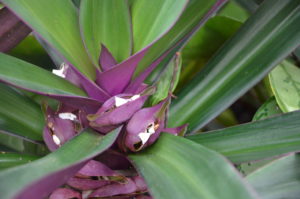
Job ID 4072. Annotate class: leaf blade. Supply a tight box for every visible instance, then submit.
[130,133,258,199]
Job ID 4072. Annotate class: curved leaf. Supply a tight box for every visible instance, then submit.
[187,110,300,163]
[269,60,300,112]
[79,0,131,65]
[2,0,96,79]
[252,96,282,121]
[130,133,258,199]
[0,152,40,170]
[134,0,227,76]
[0,83,44,140]
[247,154,300,199]
[131,0,188,52]
[169,0,300,132]
[0,128,120,199]
[0,53,101,112]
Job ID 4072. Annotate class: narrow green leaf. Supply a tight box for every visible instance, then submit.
[218,1,249,22]
[0,152,40,170]
[2,0,96,79]
[179,16,242,88]
[130,133,258,199]
[252,96,282,121]
[0,53,87,97]
[247,154,300,199]
[187,110,300,163]
[0,128,120,199]
[132,0,187,52]
[80,0,131,65]
[134,0,223,76]
[0,83,44,140]
[169,0,300,132]
[0,131,48,155]
[269,60,300,112]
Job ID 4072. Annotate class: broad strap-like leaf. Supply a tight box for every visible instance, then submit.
[0,130,48,155]
[168,0,300,132]
[187,110,300,163]
[0,152,40,170]
[133,0,227,76]
[79,0,131,65]
[269,60,300,112]
[131,0,188,53]
[0,83,44,140]
[0,128,120,199]
[130,133,258,199]
[2,0,96,80]
[247,154,300,199]
[0,7,31,52]
[0,53,101,112]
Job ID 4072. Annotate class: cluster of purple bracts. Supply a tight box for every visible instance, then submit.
[43,45,186,198]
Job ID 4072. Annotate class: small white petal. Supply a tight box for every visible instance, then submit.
[52,63,68,78]
[115,96,129,107]
[59,112,77,121]
[138,132,152,145]
[130,94,140,101]
[52,134,61,145]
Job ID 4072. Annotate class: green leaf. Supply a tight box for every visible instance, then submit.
[2,0,96,79]
[131,0,187,52]
[134,0,223,76]
[252,96,282,121]
[0,83,44,140]
[178,16,242,89]
[187,110,300,163]
[169,0,300,132]
[218,1,249,22]
[79,0,131,65]
[0,53,87,97]
[269,60,300,112]
[149,54,182,105]
[247,154,300,199]
[0,152,40,170]
[0,131,48,155]
[130,133,258,199]
[0,128,120,199]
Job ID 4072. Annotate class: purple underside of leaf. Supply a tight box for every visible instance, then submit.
[64,62,111,103]
[96,47,149,96]
[0,7,31,52]
[77,160,119,177]
[89,176,147,198]
[67,177,111,191]
[126,0,228,93]
[49,188,82,199]
[0,79,102,113]
[15,162,87,199]
[99,44,118,71]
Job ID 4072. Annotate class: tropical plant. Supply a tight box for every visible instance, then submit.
[0,0,299,198]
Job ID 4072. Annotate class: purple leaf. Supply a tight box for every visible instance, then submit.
[77,160,120,177]
[0,7,31,52]
[49,188,82,199]
[43,107,79,151]
[99,44,118,71]
[60,62,111,102]
[67,177,111,191]
[96,150,132,170]
[162,124,188,136]
[89,176,147,198]
[88,93,148,133]
[96,47,149,96]
[124,100,168,151]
